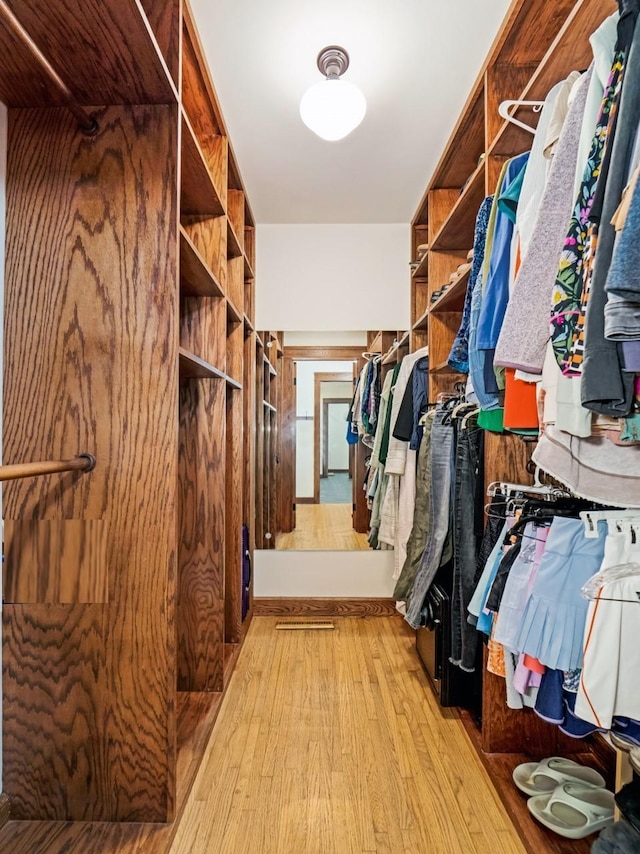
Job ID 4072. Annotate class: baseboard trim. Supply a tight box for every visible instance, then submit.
[294,497,315,505]
[253,597,399,617]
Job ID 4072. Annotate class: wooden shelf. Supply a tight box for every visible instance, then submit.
[431,161,485,252]
[430,269,471,314]
[0,0,177,109]
[179,226,223,298]
[412,307,429,331]
[226,298,242,324]
[179,347,240,388]
[398,330,410,348]
[181,110,225,217]
[243,313,255,332]
[459,710,613,854]
[368,331,382,353]
[244,252,255,280]
[382,347,399,366]
[256,334,264,349]
[489,0,615,157]
[430,360,460,375]
[263,400,277,413]
[264,355,277,376]
[412,254,429,279]
[227,220,243,259]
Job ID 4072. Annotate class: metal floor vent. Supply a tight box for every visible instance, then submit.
[275,621,335,631]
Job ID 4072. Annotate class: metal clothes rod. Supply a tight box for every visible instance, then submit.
[0,0,98,135]
[0,454,96,482]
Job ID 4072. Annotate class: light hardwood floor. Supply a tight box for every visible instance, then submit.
[169,617,526,854]
[276,503,370,550]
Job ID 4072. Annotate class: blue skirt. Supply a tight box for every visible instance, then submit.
[514,517,606,671]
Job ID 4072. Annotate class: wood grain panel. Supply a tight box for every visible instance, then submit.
[139,0,181,86]
[178,379,226,693]
[181,3,225,137]
[227,188,245,250]
[3,105,178,821]
[485,62,538,150]
[253,598,399,617]
[0,690,229,853]
[180,295,226,371]
[226,314,244,385]
[180,111,224,216]
[225,388,243,646]
[3,519,108,603]
[226,256,244,318]
[431,166,485,252]
[1,0,176,106]
[179,226,224,298]
[182,215,227,292]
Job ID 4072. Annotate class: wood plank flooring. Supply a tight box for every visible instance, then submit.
[170,616,526,854]
[276,504,370,550]
[0,617,528,853]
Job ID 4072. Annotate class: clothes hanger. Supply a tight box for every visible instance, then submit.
[580,509,640,539]
[498,99,545,134]
[582,561,640,603]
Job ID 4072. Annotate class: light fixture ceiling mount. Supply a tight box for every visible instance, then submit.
[316,46,350,79]
[299,44,366,142]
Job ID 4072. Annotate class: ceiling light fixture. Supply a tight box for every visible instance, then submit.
[299,46,367,142]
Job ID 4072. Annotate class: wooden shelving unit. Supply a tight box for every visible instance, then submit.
[179,227,224,298]
[406,2,619,852]
[0,0,265,834]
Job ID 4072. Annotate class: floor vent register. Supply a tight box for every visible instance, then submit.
[275,621,335,631]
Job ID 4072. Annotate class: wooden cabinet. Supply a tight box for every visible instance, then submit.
[0,0,259,825]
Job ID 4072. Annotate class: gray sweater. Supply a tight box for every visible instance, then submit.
[494,70,591,374]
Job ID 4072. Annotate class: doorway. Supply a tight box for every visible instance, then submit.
[320,399,351,503]
[312,371,352,504]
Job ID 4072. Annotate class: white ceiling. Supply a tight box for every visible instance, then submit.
[191,0,512,224]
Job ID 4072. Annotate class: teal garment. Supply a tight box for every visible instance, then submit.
[497,159,530,223]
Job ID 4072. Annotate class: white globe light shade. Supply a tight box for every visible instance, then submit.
[299,79,367,141]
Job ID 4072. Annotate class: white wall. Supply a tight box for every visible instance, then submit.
[327,403,349,469]
[284,330,367,347]
[256,224,410,331]
[254,550,395,597]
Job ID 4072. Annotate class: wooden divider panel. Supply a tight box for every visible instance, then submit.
[3,104,178,821]
[178,378,226,692]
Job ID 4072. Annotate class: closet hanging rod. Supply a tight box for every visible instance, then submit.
[0,453,96,482]
[498,99,545,134]
[0,0,98,135]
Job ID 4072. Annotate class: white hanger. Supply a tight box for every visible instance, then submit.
[580,509,640,539]
[582,561,640,603]
[498,99,545,134]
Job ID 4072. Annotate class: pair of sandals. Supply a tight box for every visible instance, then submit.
[513,756,614,840]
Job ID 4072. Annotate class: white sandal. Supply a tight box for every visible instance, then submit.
[527,782,614,839]
[513,756,606,796]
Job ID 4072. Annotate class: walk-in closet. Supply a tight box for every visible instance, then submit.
[0,0,639,852]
